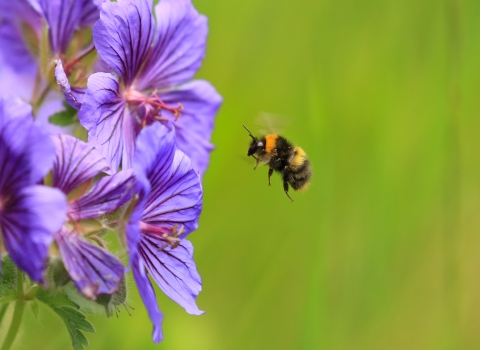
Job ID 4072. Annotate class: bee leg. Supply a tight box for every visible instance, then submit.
[252,155,260,170]
[268,167,274,186]
[283,181,294,202]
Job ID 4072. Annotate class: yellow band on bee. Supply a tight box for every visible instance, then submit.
[291,147,306,168]
[265,134,278,153]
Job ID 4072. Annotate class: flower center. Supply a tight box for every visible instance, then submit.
[125,88,183,128]
[139,221,185,249]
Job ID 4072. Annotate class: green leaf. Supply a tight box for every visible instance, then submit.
[30,300,40,322]
[64,284,104,315]
[37,289,77,309]
[37,289,95,350]
[54,306,95,350]
[49,103,78,126]
[0,257,17,297]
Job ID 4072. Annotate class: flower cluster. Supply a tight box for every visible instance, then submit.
[0,0,221,345]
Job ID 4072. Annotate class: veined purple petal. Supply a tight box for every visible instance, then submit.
[136,0,208,91]
[79,72,134,172]
[54,227,124,299]
[160,80,222,177]
[93,0,154,87]
[79,0,101,27]
[135,122,202,236]
[37,0,83,54]
[131,255,164,343]
[139,237,203,315]
[52,135,110,195]
[134,121,175,191]
[68,169,135,220]
[54,60,85,110]
[0,186,66,282]
[0,97,55,191]
[143,150,202,236]
[127,212,163,343]
[128,123,204,342]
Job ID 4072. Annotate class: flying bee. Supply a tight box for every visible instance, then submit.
[243,124,312,202]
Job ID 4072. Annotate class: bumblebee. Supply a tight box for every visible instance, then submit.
[243,125,312,202]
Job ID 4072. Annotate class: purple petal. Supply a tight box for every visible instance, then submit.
[93,0,154,87]
[134,122,202,235]
[127,216,163,343]
[68,169,135,220]
[54,60,85,110]
[144,150,202,236]
[136,0,207,91]
[79,73,135,172]
[0,0,42,27]
[134,121,175,191]
[0,186,66,282]
[0,96,32,123]
[54,227,124,299]
[0,0,42,72]
[131,255,164,343]
[139,237,203,315]
[0,59,36,100]
[52,135,110,195]
[0,18,38,74]
[79,0,101,27]
[159,80,222,177]
[37,0,84,54]
[0,97,55,190]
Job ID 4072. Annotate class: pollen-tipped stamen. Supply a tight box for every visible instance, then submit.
[126,89,184,127]
[139,222,185,250]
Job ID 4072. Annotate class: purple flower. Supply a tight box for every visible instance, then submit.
[127,122,203,343]
[0,0,101,99]
[37,0,100,55]
[0,0,42,74]
[0,0,100,68]
[79,0,222,175]
[0,96,66,282]
[51,134,135,299]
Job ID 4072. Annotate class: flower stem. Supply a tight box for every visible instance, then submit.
[0,269,25,350]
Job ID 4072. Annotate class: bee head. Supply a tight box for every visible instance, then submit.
[243,125,259,156]
[248,139,262,156]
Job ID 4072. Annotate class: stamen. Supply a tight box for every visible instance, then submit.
[161,224,185,249]
[125,88,183,126]
[139,222,185,250]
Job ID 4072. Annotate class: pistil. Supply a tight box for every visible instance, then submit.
[125,88,183,127]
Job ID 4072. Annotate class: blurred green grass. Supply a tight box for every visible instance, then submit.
[9,0,480,349]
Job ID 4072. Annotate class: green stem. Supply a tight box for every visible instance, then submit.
[32,85,52,117]
[0,270,25,350]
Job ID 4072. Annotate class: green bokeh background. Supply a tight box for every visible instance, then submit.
[9,0,480,349]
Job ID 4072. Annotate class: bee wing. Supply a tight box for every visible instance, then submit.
[256,112,291,135]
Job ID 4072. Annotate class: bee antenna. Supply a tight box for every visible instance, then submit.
[243,125,256,140]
